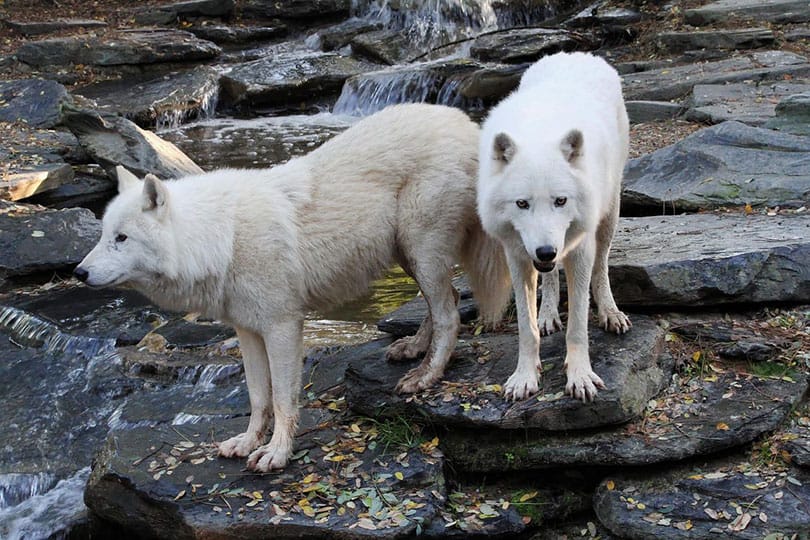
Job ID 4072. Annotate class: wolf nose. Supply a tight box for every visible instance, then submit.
[535,246,556,262]
[73,267,89,282]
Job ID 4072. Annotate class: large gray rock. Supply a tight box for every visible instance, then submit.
[85,417,443,539]
[685,0,810,25]
[656,28,774,53]
[623,121,810,212]
[765,92,810,137]
[784,404,810,468]
[73,67,221,129]
[609,214,810,307]
[0,162,73,201]
[61,106,203,180]
[242,0,350,19]
[567,2,642,27]
[469,28,585,64]
[347,316,670,431]
[15,29,220,67]
[687,81,810,126]
[443,369,807,471]
[0,78,71,128]
[0,202,100,283]
[594,464,810,539]
[189,24,286,45]
[307,18,383,51]
[220,53,373,109]
[622,51,810,101]
[625,100,684,123]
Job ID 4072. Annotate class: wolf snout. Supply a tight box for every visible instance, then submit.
[73,266,89,283]
[533,246,557,273]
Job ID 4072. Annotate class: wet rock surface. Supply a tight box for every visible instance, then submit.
[623,122,810,212]
[348,316,669,430]
[309,18,383,51]
[188,24,287,45]
[242,0,350,20]
[469,28,585,63]
[0,202,100,284]
[220,53,374,109]
[594,462,810,539]
[351,29,422,65]
[74,67,220,129]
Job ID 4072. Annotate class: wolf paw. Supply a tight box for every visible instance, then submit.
[217,431,263,458]
[395,366,439,394]
[599,310,631,335]
[386,336,427,362]
[246,440,292,471]
[503,368,539,401]
[538,311,563,336]
[565,366,605,403]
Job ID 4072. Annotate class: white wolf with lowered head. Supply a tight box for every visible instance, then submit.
[477,52,632,403]
[75,104,511,471]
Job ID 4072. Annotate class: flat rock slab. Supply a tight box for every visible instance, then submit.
[348,316,669,431]
[189,24,287,44]
[0,78,71,128]
[85,418,443,539]
[309,18,383,51]
[595,464,810,538]
[685,0,810,25]
[687,80,810,126]
[351,29,423,65]
[0,202,100,283]
[62,106,203,179]
[74,67,220,129]
[220,53,374,108]
[469,28,585,64]
[133,0,234,25]
[610,214,810,307]
[3,18,107,36]
[625,100,684,123]
[441,368,807,472]
[621,51,810,101]
[783,404,810,469]
[623,121,810,212]
[0,162,74,202]
[242,0,350,19]
[15,29,220,67]
[656,28,775,53]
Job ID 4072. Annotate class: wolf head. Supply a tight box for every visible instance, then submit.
[480,130,588,273]
[74,166,175,288]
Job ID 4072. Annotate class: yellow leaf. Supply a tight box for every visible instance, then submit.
[716,422,730,431]
[637,503,646,510]
[606,480,615,491]
[692,351,701,362]
[519,491,538,502]
[474,324,484,336]
[744,203,753,215]
[394,471,404,481]
[252,491,263,500]
[351,423,361,433]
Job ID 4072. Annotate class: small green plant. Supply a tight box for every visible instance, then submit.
[503,452,515,466]
[367,415,425,455]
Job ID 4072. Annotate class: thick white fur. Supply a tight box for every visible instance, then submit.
[477,52,632,403]
[77,104,511,471]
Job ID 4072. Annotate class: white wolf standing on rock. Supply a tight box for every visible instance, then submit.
[74,104,511,471]
[477,52,632,403]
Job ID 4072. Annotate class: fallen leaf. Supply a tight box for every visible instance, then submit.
[728,513,751,531]
[606,480,615,491]
[716,422,730,431]
[394,471,404,481]
[173,489,186,501]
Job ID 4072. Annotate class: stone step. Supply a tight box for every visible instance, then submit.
[685,0,810,25]
[686,80,810,126]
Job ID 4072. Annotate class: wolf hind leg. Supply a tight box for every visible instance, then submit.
[395,259,459,394]
[218,327,271,458]
[592,207,630,334]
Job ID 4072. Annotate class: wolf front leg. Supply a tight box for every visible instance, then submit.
[592,206,631,334]
[538,269,563,336]
[563,239,605,402]
[503,250,541,401]
[247,319,303,471]
[218,327,271,458]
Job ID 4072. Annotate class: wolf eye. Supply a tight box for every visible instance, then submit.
[554,197,567,207]
[115,233,128,243]
[516,199,530,210]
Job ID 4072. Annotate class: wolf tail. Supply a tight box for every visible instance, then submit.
[460,220,512,327]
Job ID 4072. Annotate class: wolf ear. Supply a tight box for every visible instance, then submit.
[560,130,583,163]
[142,174,169,217]
[116,166,141,193]
[493,132,516,165]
